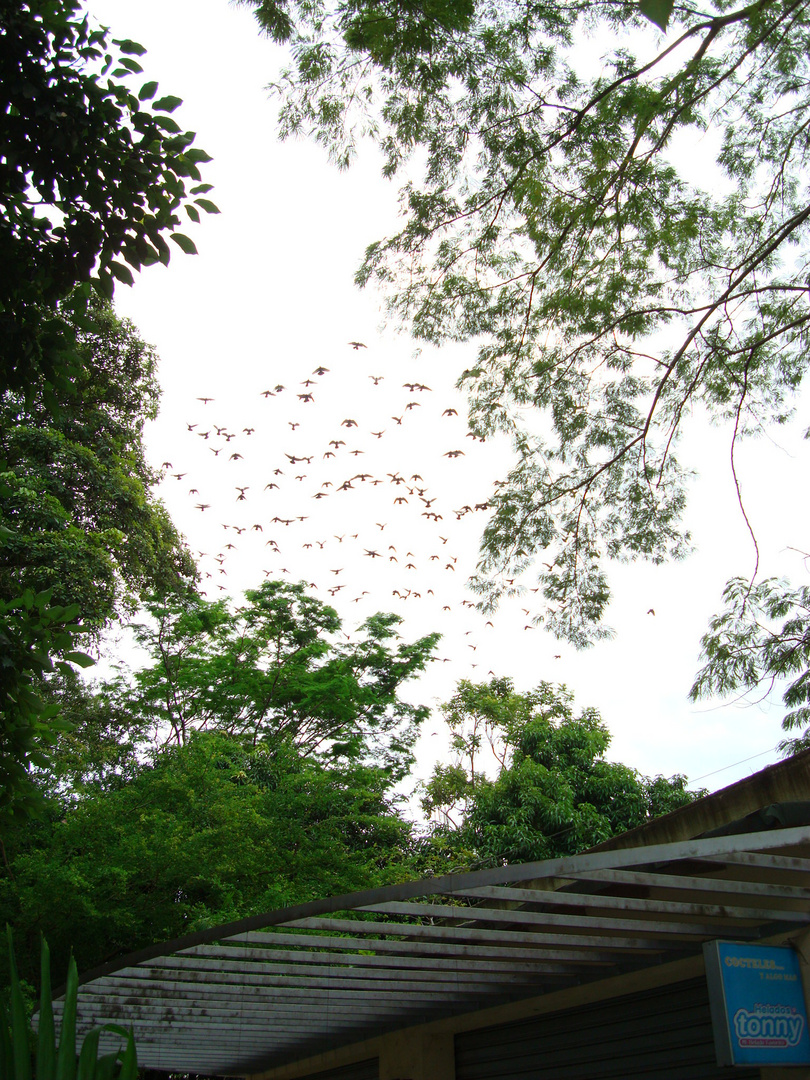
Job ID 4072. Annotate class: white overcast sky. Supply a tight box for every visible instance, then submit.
[85,0,808,804]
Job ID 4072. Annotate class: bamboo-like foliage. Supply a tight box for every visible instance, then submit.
[0,930,137,1080]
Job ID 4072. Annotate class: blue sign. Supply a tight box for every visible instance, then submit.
[704,941,810,1066]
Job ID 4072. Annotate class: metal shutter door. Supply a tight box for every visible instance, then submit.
[455,978,744,1080]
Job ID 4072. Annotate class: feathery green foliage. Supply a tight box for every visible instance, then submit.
[104,581,439,779]
[691,577,810,754]
[245,0,809,658]
[0,589,91,823]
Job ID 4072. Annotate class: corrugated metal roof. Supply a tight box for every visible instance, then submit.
[56,825,810,1076]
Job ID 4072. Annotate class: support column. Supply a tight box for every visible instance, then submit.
[378,1029,455,1080]
[775,929,810,1079]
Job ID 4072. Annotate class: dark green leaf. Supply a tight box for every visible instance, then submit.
[108,260,135,286]
[115,57,143,74]
[7,928,31,1080]
[170,232,198,254]
[62,652,96,669]
[638,0,674,30]
[113,38,147,56]
[151,95,183,113]
[37,937,55,1080]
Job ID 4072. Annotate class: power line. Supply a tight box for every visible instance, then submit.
[688,744,780,785]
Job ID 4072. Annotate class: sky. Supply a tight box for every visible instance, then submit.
[85,0,808,806]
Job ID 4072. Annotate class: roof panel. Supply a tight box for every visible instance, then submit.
[59,825,810,1076]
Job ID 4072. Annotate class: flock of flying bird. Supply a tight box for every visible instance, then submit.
[154,342,557,680]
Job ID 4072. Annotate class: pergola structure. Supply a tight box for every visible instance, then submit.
[59,823,810,1076]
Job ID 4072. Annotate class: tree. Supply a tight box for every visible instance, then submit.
[691,576,810,754]
[0,731,416,990]
[1,0,217,402]
[0,590,90,823]
[0,298,197,627]
[1,0,211,817]
[0,300,196,820]
[25,668,148,803]
[419,678,701,868]
[96,580,440,780]
[1,580,437,984]
[243,1,809,691]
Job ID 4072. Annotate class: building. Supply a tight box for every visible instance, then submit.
[63,749,810,1079]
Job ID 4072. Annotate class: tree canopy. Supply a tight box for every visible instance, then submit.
[78,580,440,780]
[239,0,810,742]
[0,301,196,820]
[1,731,415,989]
[2,669,701,991]
[1,0,213,815]
[0,299,196,627]
[1,0,217,402]
[0,579,439,985]
[419,678,701,868]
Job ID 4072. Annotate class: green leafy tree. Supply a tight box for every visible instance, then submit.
[691,576,810,755]
[420,678,701,868]
[0,299,197,626]
[0,300,196,819]
[104,580,440,780]
[2,577,436,983]
[245,0,810,675]
[0,732,416,990]
[1,0,217,401]
[25,669,148,803]
[0,590,92,824]
[1,0,210,818]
